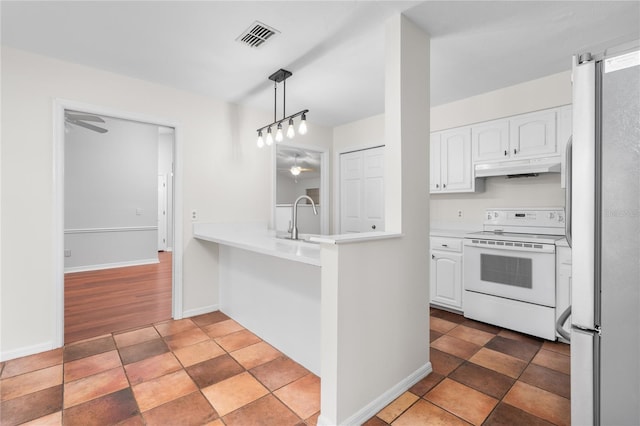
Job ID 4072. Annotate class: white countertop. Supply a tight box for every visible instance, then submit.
[193,223,405,266]
[193,223,321,266]
[430,228,473,239]
[309,231,402,245]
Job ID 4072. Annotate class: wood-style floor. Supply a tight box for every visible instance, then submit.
[64,252,172,344]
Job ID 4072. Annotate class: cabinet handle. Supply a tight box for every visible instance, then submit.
[436,184,439,188]
[443,183,447,188]
[371,225,376,230]
[504,150,508,156]
[513,148,517,155]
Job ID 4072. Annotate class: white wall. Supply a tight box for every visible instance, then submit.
[431,71,572,131]
[319,15,431,425]
[64,116,159,270]
[0,46,331,359]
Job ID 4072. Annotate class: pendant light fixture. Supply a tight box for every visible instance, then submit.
[256,68,309,148]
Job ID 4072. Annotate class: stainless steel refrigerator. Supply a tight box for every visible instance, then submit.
[568,42,640,425]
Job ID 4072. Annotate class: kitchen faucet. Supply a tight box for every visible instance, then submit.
[290,195,318,240]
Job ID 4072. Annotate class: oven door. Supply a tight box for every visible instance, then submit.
[463,239,556,307]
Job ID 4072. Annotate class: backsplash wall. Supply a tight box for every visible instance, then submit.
[430,173,565,228]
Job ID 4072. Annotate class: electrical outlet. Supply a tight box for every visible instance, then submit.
[64,249,71,257]
[457,209,463,218]
[191,210,198,221]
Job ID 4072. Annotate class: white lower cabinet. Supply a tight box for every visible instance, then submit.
[430,237,463,311]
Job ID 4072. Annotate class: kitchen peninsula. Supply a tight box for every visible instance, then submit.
[193,222,402,375]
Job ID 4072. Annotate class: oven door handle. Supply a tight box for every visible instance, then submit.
[463,241,556,254]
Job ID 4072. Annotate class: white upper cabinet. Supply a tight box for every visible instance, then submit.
[431,105,571,192]
[508,109,557,158]
[472,119,510,162]
[431,127,479,193]
[430,133,442,192]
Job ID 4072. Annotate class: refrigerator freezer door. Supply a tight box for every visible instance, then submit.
[599,47,640,425]
[571,56,597,330]
[571,327,597,425]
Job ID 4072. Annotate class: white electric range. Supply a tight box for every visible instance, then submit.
[463,208,566,340]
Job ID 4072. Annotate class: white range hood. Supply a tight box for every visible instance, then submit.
[474,156,561,177]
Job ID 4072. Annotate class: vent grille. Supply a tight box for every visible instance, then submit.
[236,21,279,48]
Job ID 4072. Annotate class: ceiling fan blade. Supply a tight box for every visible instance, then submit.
[68,119,108,133]
[65,112,105,123]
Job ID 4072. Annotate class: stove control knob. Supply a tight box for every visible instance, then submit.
[558,215,564,222]
[487,212,492,220]
[494,212,499,218]
[548,212,555,219]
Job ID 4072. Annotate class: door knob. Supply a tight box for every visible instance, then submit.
[372,225,376,230]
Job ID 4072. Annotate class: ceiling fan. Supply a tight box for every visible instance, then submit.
[278,154,314,177]
[65,111,108,133]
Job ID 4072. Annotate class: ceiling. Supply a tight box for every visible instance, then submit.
[2,1,639,127]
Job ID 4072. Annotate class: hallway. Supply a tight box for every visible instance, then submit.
[64,252,172,343]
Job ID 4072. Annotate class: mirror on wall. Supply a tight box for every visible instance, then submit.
[275,144,328,235]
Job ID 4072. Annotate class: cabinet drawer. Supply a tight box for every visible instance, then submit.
[431,237,463,252]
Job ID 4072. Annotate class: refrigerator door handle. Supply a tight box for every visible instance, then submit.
[556,305,571,341]
[565,136,572,248]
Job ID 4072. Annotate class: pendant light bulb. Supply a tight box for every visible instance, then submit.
[275,122,284,142]
[266,127,274,146]
[257,130,264,148]
[298,113,308,135]
[290,166,301,176]
[286,118,295,139]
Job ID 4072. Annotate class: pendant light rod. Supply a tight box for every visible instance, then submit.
[256,109,308,133]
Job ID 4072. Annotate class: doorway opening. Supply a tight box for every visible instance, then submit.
[53,100,183,347]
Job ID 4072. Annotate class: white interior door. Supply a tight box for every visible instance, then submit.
[157,174,167,251]
[340,151,363,233]
[363,147,385,232]
[340,146,385,233]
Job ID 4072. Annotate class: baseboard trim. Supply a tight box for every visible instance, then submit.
[317,361,432,426]
[64,258,159,274]
[182,304,220,318]
[1,341,56,362]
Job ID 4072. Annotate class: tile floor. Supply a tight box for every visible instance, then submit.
[363,308,571,426]
[0,308,570,426]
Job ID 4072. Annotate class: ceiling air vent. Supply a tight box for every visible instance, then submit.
[236,21,279,48]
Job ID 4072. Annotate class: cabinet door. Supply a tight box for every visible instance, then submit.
[509,110,557,158]
[441,127,472,192]
[472,119,509,162]
[430,251,463,310]
[430,133,442,193]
